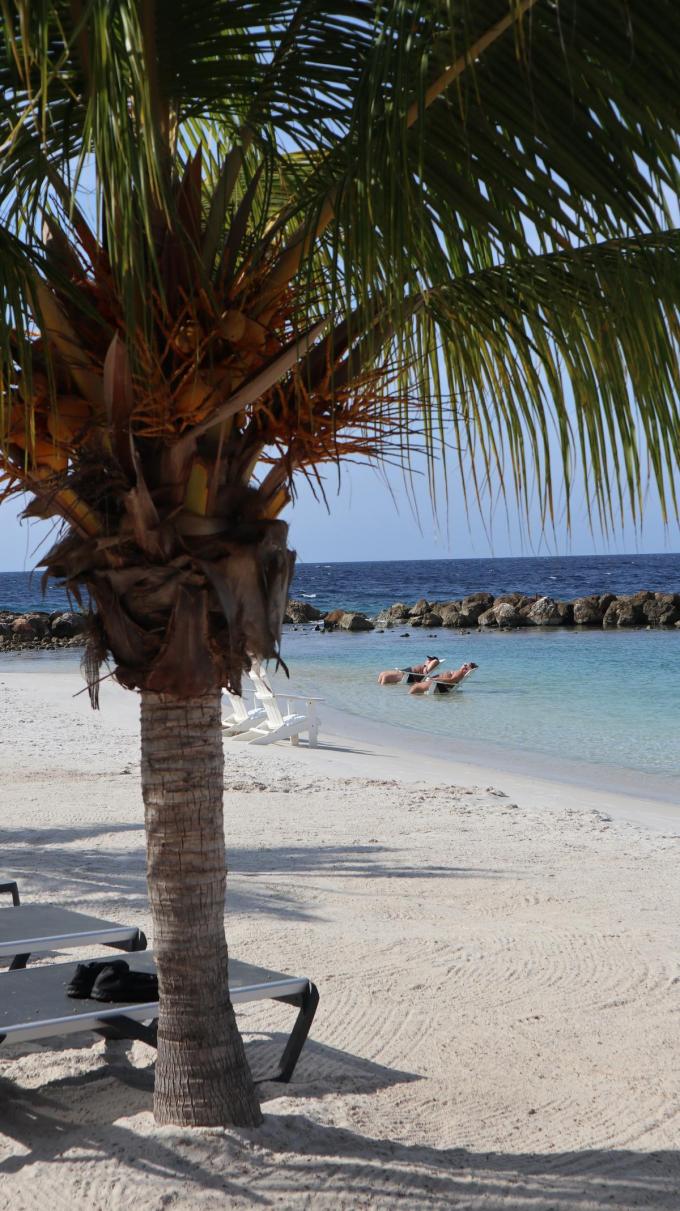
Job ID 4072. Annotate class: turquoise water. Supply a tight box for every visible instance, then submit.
[2,617,678,788]
[3,553,677,787]
[272,626,679,781]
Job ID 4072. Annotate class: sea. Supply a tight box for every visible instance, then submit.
[1,553,679,792]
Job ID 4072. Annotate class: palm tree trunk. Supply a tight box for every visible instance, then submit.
[140,690,262,1127]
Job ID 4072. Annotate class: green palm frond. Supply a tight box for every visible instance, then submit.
[422,232,680,530]
[1,0,680,540]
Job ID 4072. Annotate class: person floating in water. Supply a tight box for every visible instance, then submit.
[377,656,440,686]
[409,662,478,695]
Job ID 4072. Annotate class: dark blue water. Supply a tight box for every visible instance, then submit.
[290,553,680,616]
[1,553,678,615]
[0,572,75,614]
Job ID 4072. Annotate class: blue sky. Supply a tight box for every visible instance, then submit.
[2,459,677,571]
[2,157,678,570]
[285,463,679,562]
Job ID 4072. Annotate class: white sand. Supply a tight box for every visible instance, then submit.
[0,667,679,1209]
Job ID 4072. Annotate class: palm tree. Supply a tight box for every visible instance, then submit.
[1,1,679,1127]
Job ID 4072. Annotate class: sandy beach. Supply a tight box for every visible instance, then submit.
[0,665,679,1209]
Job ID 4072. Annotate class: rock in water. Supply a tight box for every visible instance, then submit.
[494,602,524,628]
[478,601,523,628]
[643,594,680,626]
[374,603,411,627]
[459,594,494,626]
[603,596,643,627]
[441,606,462,627]
[11,616,36,642]
[409,598,431,617]
[573,595,605,625]
[338,612,374,632]
[25,612,49,637]
[323,609,346,629]
[527,596,563,626]
[286,599,323,623]
[420,612,443,628]
[51,612,87,638]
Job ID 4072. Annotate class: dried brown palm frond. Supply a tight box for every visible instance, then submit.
[1,149,405,699]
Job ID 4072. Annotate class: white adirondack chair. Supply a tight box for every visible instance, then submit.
[221,688,266,735]
[235,663,323,746]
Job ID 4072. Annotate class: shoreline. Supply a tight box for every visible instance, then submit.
[316,703,680,831]
[2,662,678,831]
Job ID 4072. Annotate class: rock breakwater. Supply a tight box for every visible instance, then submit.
[0,610,87,651]
[2,590,678,654]
[285,590,680,632]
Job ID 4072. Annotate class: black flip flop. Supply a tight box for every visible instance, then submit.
[66,958,130,999]
[91,966,159,1003]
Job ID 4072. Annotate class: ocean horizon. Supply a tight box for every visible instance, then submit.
[1,551,679,616]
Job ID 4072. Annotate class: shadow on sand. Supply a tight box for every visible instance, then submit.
[0,831,508,927]
[0,1039,677,1208]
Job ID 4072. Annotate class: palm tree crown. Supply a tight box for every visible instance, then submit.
[2,11,679,638]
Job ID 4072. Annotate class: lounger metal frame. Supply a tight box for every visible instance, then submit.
[95,977,320,1083]
[0,955,318,1083]
[0,898,318,1081]
[0,904,147,971]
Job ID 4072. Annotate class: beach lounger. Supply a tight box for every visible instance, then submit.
[0,880,20,906]
[0,904,147,970]
[0,951,319,1083]
[426,668,476,695]
[237,665,323,746]
[221,687,267,735]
